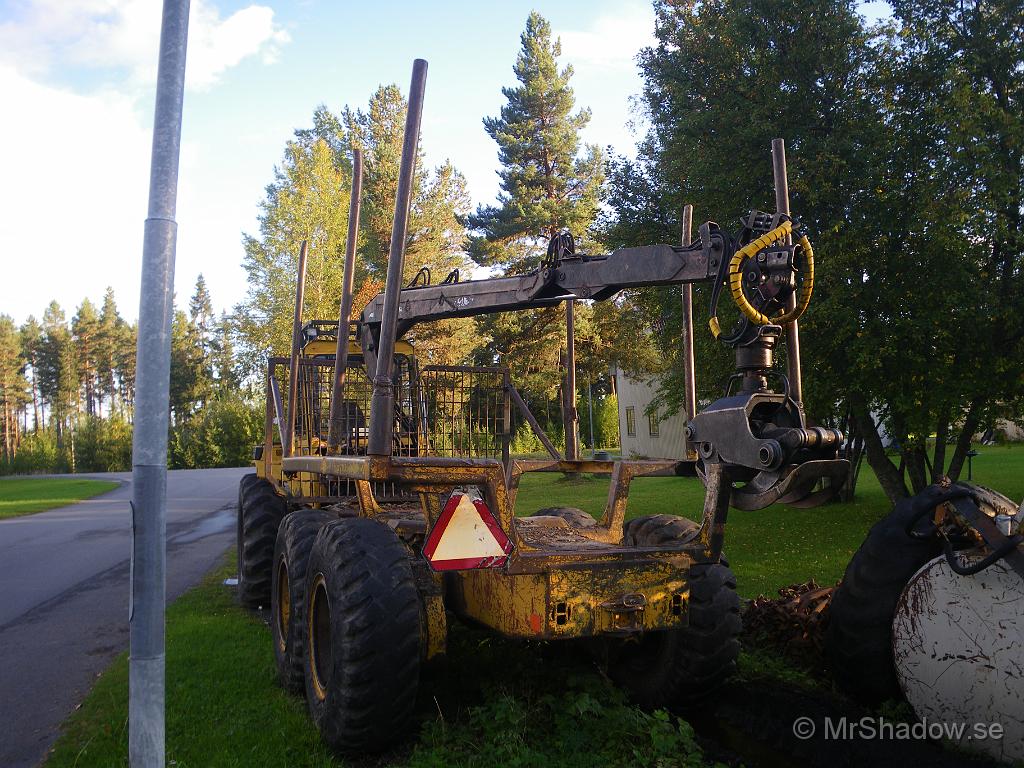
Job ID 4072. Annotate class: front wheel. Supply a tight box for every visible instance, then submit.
[237,477,286,608]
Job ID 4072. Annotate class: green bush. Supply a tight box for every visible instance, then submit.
[75,415,132,472]
[593,393,620,449]
[0,427,65,475]
[169,394,263,469]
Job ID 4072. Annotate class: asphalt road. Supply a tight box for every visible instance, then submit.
[0,466,249,768]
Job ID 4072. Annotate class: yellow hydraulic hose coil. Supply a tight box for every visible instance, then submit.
[709,220,815,337]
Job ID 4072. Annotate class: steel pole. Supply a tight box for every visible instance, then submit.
[129,1,189,765]
[679,203,697,459]
[368,59,427,457]
[587,377,595,453]
[772,138,803,408]
[327,150,363,452]
[564,300,579,460]
[285,240,309,457]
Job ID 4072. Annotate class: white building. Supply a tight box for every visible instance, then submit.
[614,367,689,460]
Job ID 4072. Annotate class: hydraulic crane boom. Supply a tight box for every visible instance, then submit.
[358,225,728,364]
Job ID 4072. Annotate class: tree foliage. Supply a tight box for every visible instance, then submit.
[237,84,476,372]
[468,11,614,416]
[2,283,258,474]
[610,0,1024,501]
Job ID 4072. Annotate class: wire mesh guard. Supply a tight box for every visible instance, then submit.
[289,357,509,459]
[282,356,511,501]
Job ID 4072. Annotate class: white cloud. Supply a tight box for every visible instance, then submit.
[557,2,656,71]
[0,64,151,321]
[553,3,655,158]
[0,1,289,323]
[0,0,290,91]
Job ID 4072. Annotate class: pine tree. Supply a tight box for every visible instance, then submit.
[468,11,606,422]
[468,11,604,270]
[37,301,79,435]
[0,316,29,461]
[169,309,207,423]
[73,299,101,416]
[96,288,124,416]
[213,311,239,393]
[19,316,42,431]
[116,322,137,415]
[188,276,215,406]
[190,275,215,353]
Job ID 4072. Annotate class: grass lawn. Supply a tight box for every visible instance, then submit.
[45,557,712,768]
[0,477,120,519]
[43,445,1024,766]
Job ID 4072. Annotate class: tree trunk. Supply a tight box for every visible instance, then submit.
[932,407,950,483]
[839,404,865,502]
[30,366,39,432]
[904,444,928,494]
[946,398,984,481]
[852,396,908,502]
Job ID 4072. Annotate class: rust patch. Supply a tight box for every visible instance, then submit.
[529,612,542,634]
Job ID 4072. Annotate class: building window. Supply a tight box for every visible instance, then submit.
[625,407,636,437]
[648,413,660,437]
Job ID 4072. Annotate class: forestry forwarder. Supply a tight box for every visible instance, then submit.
[236,59,848,754]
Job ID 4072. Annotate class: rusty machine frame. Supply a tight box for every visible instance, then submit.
[237,58,849,755]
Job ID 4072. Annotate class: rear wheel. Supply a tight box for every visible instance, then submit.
[825,496,943,704]
[272,509,334,693]
[237,477,286,608]
[304,517,421,754]
[609,515,740,708]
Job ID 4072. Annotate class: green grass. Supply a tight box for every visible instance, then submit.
[45,558,714,768]
[0,477,120,519]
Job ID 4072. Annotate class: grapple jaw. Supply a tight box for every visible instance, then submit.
[689,389,849,511]
[724,459,849,510]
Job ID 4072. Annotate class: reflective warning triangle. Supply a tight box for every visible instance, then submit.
[422,493,513,571]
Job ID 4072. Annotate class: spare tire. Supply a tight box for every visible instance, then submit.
[530,506,597,527]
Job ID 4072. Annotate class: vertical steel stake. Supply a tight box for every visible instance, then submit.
[772,138,803,408]
[563,300,579,461]
[328,150,363,453]
[368,59,428,457]
[285,240,309,457]
[587,376,595,453]
[129,1,189,765]
[679,203,697,459]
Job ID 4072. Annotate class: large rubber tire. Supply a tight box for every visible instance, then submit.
[825,496,943,704]
[609,515,741,709]
[304,517,421,755]
[272,509,335,694]
[237,477,287,608]
[530,506,597,527]
[622,514,700,546]
[238,472,260,515]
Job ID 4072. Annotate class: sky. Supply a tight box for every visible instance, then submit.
[0,0,891,327]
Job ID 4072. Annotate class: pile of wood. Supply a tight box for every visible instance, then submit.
[743,580,835,660]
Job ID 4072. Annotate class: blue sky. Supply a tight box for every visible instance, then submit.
[0,0,890,325]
